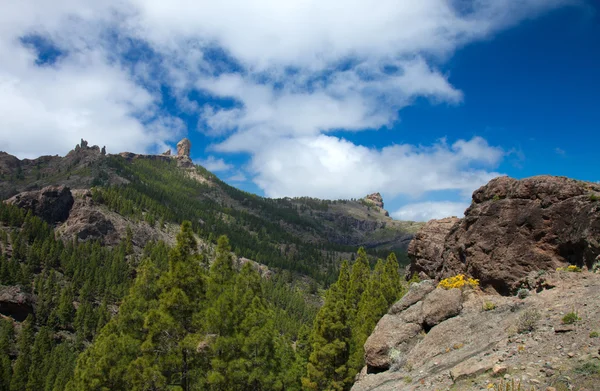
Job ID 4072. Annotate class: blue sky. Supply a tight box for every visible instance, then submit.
[0,0,598,221]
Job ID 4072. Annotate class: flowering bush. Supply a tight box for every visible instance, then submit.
[438,274,479,290]
[556,265,582,272]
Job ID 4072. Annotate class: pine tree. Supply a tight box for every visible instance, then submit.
[0,319,14,391]
[26,326,54,391]
[10,315,34,391]
[348,260,389,377]
[346,248,370,321]
[303,260,351,391]
[381,252,405,306]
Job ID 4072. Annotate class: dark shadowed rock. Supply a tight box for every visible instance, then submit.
[408,176,600,294]
[0,285,35,321]
[407,217,460,279]
[7,185,74,223]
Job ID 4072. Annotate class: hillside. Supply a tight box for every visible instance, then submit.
[1,139,420,283]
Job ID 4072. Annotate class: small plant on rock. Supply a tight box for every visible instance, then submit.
[492,379,537,391]
[556,265,582,272]
[517,308,541,333]
[561,310,580,325]
[483,301,496,311]
[589,331,599,338]
[516,288,529,299]
[438,274,479,290]
[589,193,600,202]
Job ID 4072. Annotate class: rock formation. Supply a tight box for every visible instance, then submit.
[365,192,384,209]
[352,272,600,391]
[163,148,171,156]
[177,138,191,157]
[6,185,74,224]
[0,285,35,322]
[408,175,600,294]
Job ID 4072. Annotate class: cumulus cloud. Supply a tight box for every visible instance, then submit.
[392,201,470,222]
[247,135,502,199]
[194,156,233,172]
[0,0,575,205]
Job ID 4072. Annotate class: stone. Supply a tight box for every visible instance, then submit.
[163,148,171,156]
[493,364,508,376]
[365,192,384,209]
[407,176,600,294]
[101,146,106,155]
[177,138,191,157]
[389,280,435,314]
[407,217,460,280]
[0,285,35,321]
[554,325,575,333]
[450,355,497,382]
[421,288,462,328]
[363,315,422,370]
[6,185,74,224]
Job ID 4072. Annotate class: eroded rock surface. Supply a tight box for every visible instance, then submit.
[6,185,74,223]
[408,176,600,294]
[352,272,600,391]
[177,138,191,157]
[0,285,35,321]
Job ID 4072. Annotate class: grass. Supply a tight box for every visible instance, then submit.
[561,310,580,325]
[491,379,537,391]
[589,331,599,338]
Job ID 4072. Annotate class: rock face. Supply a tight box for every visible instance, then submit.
[365,193,384,209]
[408,176,600,294]
[0,285,35,322]
[352,272,600,391]
[163,149,171,156]
[407,217,460,280]
[6,185,74,224]
[177,138,191,157]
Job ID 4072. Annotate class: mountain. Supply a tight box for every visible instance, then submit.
[1,138,421,283]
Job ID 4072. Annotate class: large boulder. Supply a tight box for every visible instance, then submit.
[6,185,74,224]
[421,288,462,328]
[408,176,600,294]
[0,285,35,321]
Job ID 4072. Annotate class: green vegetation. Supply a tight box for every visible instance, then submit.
[517,309,541,333]
[492,379,537,391]
[517,288,530,299]
[483,301,496,311]
[302,250,406,390]
[562,310,580,325]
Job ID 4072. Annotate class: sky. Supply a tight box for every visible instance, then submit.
[0,0,598,222]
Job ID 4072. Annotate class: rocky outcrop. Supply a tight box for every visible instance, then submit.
[407,217,460,280]
[163,149,171,156]
[352,272,600,391]
[408,176,600,294]
[362,193,390,217]
[0,285,35,322]
[6,185,74,223]
[177,138,191,157]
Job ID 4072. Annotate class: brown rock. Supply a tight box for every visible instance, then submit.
[450,355,497,381]
[408,176,600,294]
[0,285,35,321]
[364,315,422,370]
[389,280,435,314]
[493,364,508,376]
[6,185,74,224]
[407,217,460,279]
[421,288,462,328]
[163,148,171,156]
[177,138,191,157]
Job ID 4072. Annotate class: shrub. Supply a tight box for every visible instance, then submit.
[438,274,479,290]
[575,360,600,375]
[589,193,600,202]
[556,265,582,272]
[589,331,599,338]
[516,288,529,299]
[492,379,537,391]
[517,309,541,333]
[592,261,600,274]
[483,301,496,311]
[562,310,580,325]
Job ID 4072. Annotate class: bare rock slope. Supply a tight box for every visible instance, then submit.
[353,272,600,391]
[408,175,600,294]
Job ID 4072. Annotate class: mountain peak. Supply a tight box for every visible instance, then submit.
[177,138,191,157]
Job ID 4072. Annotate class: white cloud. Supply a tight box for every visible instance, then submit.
[392,201,470,222]
[194,156,233,172]
[247,135,502,199]
[0,0,575,205]
[227,172,248,182]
